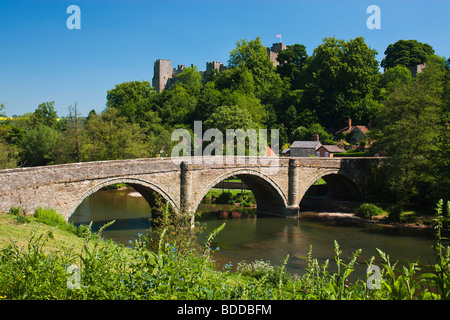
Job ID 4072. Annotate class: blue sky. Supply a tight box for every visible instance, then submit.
[1,0,449,117]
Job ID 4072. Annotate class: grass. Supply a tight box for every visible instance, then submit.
[0,200,449,300]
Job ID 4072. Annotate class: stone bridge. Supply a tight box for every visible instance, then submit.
[0,156,380,221]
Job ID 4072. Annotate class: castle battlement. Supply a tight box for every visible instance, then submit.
[152,42,286,92]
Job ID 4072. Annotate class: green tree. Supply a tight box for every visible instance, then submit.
[106,81,155,122]
[300,37,380,130]
[27,102,58,129]
[54,104,85,164]
[381,39,435,70]
[204,105,257,132]
[0,103,5,117]
[380,65,413,94]
[195,82,223,121]
[160,85,197,125]
[82,110,105,161]
[372,57,446,206]
[227,37,283,101]
[291,123,335,145]
[173,66,203,95]
[276,44,308,89]
[19,125,60,167]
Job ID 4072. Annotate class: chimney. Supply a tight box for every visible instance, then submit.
[313,132,320,141]
[348,118,352,129]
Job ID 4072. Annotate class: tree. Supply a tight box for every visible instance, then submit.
[173,66,203,95]
[0,103,5,117]
[381,40,434,70]
[372,57,446,206]
[27,101,58,129]
[380,65,413,93]
[291,123,335,145]
[19,125,60,167]
[276,44,308,89]
[300,37,380,130]
[106,81,155,122]
[160,85,197,125]
[204,105,257,132]
[227,37,283,101]
[54,104,85,163]
[195,82,223,121]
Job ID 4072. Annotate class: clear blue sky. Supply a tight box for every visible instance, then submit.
[1,0,449,117]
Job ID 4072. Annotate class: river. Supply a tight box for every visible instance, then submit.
[69,187,439,278]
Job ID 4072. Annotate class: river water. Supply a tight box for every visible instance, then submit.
[70,187,439,278]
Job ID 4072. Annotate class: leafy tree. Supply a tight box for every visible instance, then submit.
[380,65,413,94]
[27,101,58,129]
[19,125,60,166]
[106,81,154,122]
[173,66,203,95]
[276,44,308,89]
[83,110,105,161]
[160,85,197,125]
[54,104,85,163]
[0,103,5,117]
[291,123,335,145]
[381,39,434,70]
[300,37,380,130]
[194,82,223,121]
[204,105,257,132]
[228,37,283,101]
[371,57,446,206]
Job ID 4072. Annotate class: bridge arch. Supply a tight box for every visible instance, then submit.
[67,177,179,220]
[299,169,361,209]
[192,169,289,217]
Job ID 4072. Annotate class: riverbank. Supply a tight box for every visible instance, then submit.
[1,209,449,301]
[299,210,439,232]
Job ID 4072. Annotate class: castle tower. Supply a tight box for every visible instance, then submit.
[152,59,172,93]
[267,43,286,67]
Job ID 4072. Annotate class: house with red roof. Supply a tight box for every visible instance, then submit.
[335,118,370,147]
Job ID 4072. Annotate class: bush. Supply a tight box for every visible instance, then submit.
[355,203,383,219]
[387,205,404,222]
[33,207,77,233]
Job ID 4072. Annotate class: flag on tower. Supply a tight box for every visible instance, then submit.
[276,34,282,42]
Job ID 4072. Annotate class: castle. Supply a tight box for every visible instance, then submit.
[152,42,287,93]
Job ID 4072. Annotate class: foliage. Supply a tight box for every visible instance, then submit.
[300,36,381,130]
[381,39,435,69]
[0,200,450,300]
[0,35,448,209]
[371,56,447,207]
[19,124,60,167]
[355,203,384,219]
[276,44,308,89]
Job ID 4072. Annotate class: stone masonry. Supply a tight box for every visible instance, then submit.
[152,42,287,92]
[0,156,378,221]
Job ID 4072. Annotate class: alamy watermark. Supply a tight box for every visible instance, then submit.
[366,265,381,290]
[170,121,280,174]
[366,5,381,30]
[67,264,81,289]
[67,5,81,30]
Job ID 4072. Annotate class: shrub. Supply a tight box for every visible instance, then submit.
[387,205,404,222]
[33,207,77,233]
[355,203,383,219]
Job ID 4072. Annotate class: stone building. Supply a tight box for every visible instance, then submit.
[152,42,287,92]
[408,63,426,78]
[267,42,287,67]
[289,141,322,157]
